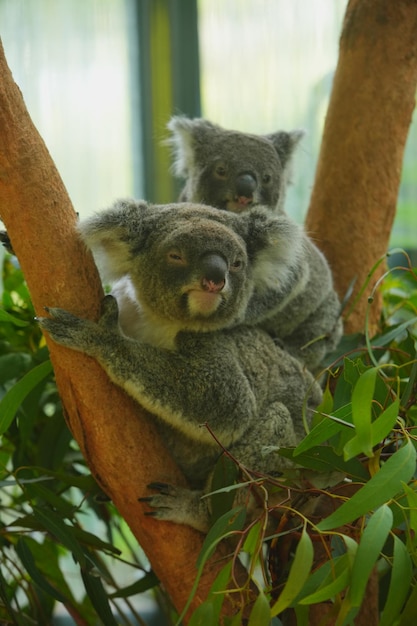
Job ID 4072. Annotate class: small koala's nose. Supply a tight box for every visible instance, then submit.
[236,173,257,198]
[199,253,227,292]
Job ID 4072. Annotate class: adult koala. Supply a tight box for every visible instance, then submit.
[39,199,322,531]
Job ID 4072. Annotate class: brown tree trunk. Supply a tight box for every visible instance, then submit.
[302,1,417,624]
[305,0,417,335]
[0,40,246,622]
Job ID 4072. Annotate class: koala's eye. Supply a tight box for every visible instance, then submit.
[167,251,186,265]
[230,259,243,272]
[214,165,227,178]
[262,174,272,184]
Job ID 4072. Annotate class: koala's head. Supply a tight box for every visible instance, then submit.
[166,116,304,214]
[79,199,302,334]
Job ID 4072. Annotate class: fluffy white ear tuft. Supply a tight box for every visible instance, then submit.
[78,221,132,284]
[166,116,197,177]
[265,129,306,168]
[77,199,149,283]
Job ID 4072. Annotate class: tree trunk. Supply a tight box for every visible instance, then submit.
[0,40,247,622]
[306,0,417,335]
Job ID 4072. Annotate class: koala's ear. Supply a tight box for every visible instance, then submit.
[78,199,150,282]
[264,129,305,169]
[166,116,217,177]
[239,208,305,284]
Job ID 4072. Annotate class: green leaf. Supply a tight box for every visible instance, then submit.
[197,506,247,569]
[210,454,239,523]
[397,579,417,626]
[349,505,393,606]
[280,445,368,480]
[208,561,233,622]
[0,307,29,326]
[379,535,413,626]
[299,558,350,605]
[294,404,353,455]
[271,526,314,617]
[81,569,119,626]
[188,601,215,626]
[248,591,271,626]
[401,357,417,408]
[0,353,32,383]
[16,538,67,604]
[344,399,400,461]
[402,482,417,548]
[297,536,357,605]
[242,521,263,555]
[176,509,246,626]
[109,570,159,598]
[350,367,377,458]
[32,506,87,568]
[0,360,52,435]
[372,318,417,347]
[317,441,416,531]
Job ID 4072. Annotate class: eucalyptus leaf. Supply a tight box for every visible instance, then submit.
[248,591,271,626]
[343,399,400,461]
[379,535,413,626]
[81,569,119,626]
[349,505,393,606]
[0,307,29,326]
[32,506,87,568]
[16,538,67,604]
[0,359,52,435]
[271,526,313,617]
[317,441,416,531]
[350,367,377,458]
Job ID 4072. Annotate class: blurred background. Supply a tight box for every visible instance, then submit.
[1,0,416,250]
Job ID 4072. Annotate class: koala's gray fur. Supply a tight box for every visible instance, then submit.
[167,116,343,371]
[39,199,322,531]
[167,116,304,214]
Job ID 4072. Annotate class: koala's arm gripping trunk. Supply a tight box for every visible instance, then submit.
[0,40,247,621]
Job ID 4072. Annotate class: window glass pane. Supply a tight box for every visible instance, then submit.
[0,0,137,219]
[198,0,417,249]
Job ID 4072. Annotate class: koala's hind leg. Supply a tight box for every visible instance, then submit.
[139,482,210,533]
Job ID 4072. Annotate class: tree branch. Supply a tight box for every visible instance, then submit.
[306,0,417,335]
[0,39,241,621]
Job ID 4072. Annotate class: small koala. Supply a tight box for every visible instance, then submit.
[39,199,322,532]
[167,116,343,371]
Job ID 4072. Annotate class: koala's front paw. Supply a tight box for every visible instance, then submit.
[37,307,100,353]
[139,482,210,532]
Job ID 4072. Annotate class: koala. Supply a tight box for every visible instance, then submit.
[167,116,343,371]
[166,116,304,214]
[38,199,322,532]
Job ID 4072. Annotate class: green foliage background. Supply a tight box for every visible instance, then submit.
[1,251,417,626]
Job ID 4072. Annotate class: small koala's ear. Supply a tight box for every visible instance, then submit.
[166,116,217,177]
[78,199,150,282]
[240,207,305,286]
[264,129,305,169]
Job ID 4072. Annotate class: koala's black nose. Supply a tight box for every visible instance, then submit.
[199,253,227,292]
[236,173,257,198]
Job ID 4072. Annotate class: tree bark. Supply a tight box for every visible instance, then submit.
[306,0,417,335]
[0,39,245,622]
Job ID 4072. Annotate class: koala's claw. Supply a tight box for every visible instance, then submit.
[138,482,208,529]
[36,306,97,352]
[147,481,172,493]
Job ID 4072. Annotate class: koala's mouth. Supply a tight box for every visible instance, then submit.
[186,289,224,317]
[225,196,254,213]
